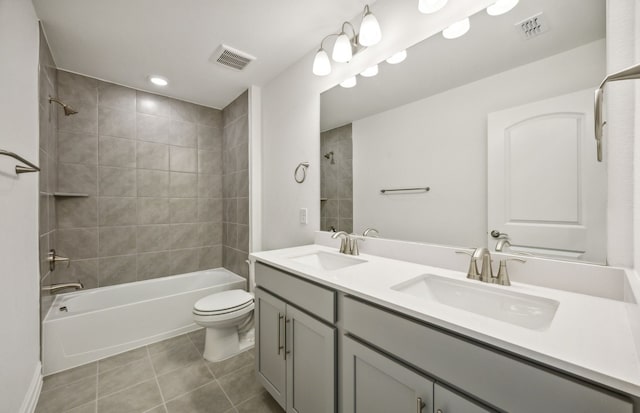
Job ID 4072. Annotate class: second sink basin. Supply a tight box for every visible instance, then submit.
[288,251,367,271]
[391,274,559,330]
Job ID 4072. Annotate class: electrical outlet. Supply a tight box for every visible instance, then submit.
[299,208,308,224]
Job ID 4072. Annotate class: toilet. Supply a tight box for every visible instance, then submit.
[193,289,255,362]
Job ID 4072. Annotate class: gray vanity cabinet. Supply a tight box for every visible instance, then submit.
[434,384,494,413]
[342,336,435,413]
[255,263,337,413]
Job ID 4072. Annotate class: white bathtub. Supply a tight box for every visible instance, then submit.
[42,268,246,375]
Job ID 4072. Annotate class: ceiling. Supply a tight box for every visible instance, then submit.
[33,0,374,109]
[321,0,605,131]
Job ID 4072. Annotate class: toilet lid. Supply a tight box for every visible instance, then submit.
[194,290,254,313]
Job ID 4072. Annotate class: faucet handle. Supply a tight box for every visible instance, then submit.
[455,250,481,280]
[493,258,526,286]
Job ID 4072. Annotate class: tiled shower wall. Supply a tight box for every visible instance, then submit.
[320,123,353,233]
[53,70,231,289]
[38,25,58,315]
[222,92,249,279]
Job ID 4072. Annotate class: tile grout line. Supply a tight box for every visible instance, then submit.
[146,345,168,410]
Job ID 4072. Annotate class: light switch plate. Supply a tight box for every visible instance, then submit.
[299,208,308,224]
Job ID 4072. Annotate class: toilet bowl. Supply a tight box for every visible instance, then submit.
[193,289,254,362]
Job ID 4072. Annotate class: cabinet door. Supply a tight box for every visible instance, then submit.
[342,336,434,413]
[434,384,494,413]
[255,288,287,408]
[286,305,336,413]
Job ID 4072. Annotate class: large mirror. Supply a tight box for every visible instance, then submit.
[320,0,607,263]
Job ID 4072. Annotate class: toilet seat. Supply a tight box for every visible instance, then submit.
[193,290,254,316]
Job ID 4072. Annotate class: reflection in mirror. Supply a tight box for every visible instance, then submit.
[320,0,607,263]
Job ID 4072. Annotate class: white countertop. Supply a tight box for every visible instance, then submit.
[250,244,640,397]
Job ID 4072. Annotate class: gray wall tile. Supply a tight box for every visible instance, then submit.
[198,150,222,175]
[57,197,98,228]
[98,82,136,111]
[137,113,170,143]
[56,228,98,259]
[198,174,222,198]
[197,125,222,151]
[198,246,222,270]
[137,170,169,197]
[99,197,137,226]
[138,198,169,225]
[137,141,169,170]
[99,167,136,196]
[170,224,201,249]
[137,252,172,280]
[52,259,98,290]
[170,100,199,123]
[137,225,172,253]
[198,198,222,223]
[169,146,197,173]
[169,172,197,197]
[99,255,137,287]
[58,132,97,165]
[169,120,197,148]
[58,163,97,195]
[169,248,199,275]
[98,226,137,257]
[98,106,135,139]
[169,198,198,223]
[136,91,172,117]
[99,136,136,168]
[199,222,222,246]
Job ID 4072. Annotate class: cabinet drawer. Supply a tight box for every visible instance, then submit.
[342,296,633,413]
[255,262,336,323]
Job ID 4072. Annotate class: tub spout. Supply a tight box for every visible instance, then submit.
[42,282,84,294]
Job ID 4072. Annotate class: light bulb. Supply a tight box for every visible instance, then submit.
[360,65,379,77]
[487,0,519,16]
[418,0,448,14]
[442,17,470,39]
[332,32,353,63]
[149,76,168,86]
[340,76,357,88]
[312,49,331,76]
[386,50,407,64]
[359,10,382,47]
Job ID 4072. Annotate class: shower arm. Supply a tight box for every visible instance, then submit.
[594,62,640,162]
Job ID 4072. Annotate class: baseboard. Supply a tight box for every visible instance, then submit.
[19,361,42,413]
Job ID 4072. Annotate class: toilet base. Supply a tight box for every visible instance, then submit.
[202,327,255,362]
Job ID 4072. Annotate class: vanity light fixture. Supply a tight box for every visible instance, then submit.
[360,64,379,77]
[442,17,470,39]
[149,75,168,86]
[486,0,519,16]
[340,76,358,88]
[386,50,407,64]
[418,0,448,14]
[312,4,382,76]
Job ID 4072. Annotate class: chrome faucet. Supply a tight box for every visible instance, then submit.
[331,232,365,256]
[456,248,526,286]
[362,228,379,237]
[473,247,493,282]
[42,282,84,294]
[495,238,511,252]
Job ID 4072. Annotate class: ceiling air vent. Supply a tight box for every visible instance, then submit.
[210,44,255,71]
[515,13,550,40]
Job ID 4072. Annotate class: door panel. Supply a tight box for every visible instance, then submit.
[342,336,433,413]
[286,305,335,413]
[256,288,287,408]
[488,89,606,262]
[434,383,494,413]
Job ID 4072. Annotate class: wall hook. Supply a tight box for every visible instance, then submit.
[294,162,310,183]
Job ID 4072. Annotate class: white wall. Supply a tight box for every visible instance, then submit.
[260,0,496,250]
[352,41,605,248]
[0,0,43,411]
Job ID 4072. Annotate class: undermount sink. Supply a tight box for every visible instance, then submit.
[391,274,559,330]
[288,251,367,271]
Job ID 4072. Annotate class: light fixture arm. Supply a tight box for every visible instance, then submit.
[340,21,359,45]
[594,62,640,162]
[319,33,340,51]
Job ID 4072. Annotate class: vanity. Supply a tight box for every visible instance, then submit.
[250,237,640,413]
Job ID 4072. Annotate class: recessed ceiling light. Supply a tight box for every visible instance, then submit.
[443,17,470,39]
[487,0,519,16]
[386,50,407,65]
[340,76,357,88]
[361,65,379,77]
[149,76,168,86]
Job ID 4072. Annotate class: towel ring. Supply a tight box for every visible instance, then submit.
[294,162,310,183]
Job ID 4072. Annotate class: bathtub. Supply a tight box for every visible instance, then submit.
[42,268,246,375]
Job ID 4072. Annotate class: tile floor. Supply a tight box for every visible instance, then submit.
[35,329,283,413]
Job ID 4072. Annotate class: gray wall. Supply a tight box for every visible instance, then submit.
[39,25,58,315]
[222,91,250,278]
[320,123,353,233]
[53,70,228,289]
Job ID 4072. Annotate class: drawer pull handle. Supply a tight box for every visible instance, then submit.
[417,397,425,413]
[277,313,284,355]
[285,318,291,359]
[436,410,443,413]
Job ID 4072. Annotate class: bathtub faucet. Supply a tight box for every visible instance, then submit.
[42,282,84,294]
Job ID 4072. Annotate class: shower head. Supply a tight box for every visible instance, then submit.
[49,96,78,116]
[323,151,333,159]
